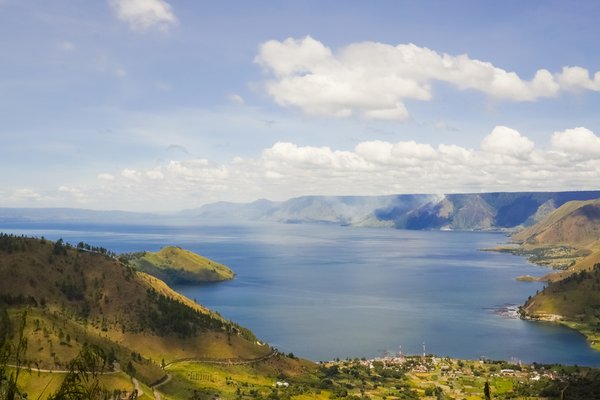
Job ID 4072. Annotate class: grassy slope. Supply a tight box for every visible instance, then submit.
[128,246,235,284]
[512,200,600,348]
[0,236,268,395]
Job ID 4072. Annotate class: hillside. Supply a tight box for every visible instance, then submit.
[510,199,600,272]
[123,246,235,285]
[0,234,271,396]
[510,200,600,350]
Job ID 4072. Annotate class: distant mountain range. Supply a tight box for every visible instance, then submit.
[181,190,600,231]
[2,190,600,231]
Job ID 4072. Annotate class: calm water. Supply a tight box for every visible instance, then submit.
[4,222,600,366]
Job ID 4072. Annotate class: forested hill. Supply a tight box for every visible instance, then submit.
[0,234,269,389]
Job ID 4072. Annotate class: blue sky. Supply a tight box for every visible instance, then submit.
[2,0,600,211]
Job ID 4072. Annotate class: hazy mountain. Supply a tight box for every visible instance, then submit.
[188,191,600,231]
[179,198,281,220]
[0,207,161,224]
[395,191,600,230]
[3,191,600,231]
[184,194,438,226]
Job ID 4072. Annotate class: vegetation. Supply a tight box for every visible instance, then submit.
[0,234,269,397]
[3,232,600,398]
[122,246,235,285]
[506,199,600,348]
[155,355,600,399]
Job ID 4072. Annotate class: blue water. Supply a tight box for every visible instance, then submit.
[3,222,600,366]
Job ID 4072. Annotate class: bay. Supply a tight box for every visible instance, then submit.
[3,221,600,366]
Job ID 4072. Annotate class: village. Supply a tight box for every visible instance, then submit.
[317,349,570,399]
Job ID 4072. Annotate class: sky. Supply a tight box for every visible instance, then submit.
[2,0,600,212]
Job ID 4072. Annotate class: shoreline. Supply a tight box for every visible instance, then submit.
[490,241,600,354]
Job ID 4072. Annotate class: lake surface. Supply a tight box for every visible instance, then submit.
[3,222,600,366]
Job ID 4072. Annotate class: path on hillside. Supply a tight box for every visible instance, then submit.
[151,351,276,399]
[150,373,171,400]
[6,364,119,375]
[165,349,277,367]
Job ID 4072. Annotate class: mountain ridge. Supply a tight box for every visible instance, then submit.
[186,190,600,231]
[4,190,600,232]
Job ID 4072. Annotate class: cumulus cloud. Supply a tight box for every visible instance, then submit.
[255,37,563,120]
[551,127,600,157]
[50,125,597,211]
[480,126,534,158]
[109,0,177,32]
[256,37,600,121]
[558,66,600,91]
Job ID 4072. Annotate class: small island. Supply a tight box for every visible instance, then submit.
[122,245,235,285]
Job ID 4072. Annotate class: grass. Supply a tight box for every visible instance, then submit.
[128,245,235,284]
[10,368,143,400]
[0,236,270,392]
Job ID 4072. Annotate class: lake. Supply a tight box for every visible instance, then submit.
[4,221,600,366]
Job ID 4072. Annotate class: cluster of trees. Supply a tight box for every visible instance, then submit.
[76,241,116,258]
[140,289,226,338]
[136,288,256,342]
[0,233,32,254]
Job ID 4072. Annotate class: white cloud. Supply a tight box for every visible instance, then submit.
[58,186,88,202]
[109,0,177,32]
[551,127,600,157]
[558,66,600,91]
[355,140,437,166]
[146,170,164,180]
[256,37,564,121]
[27,126,600,211]
[121,168,142,181]
[263,142,368,170]
[98,173,115,181]
[480,126,534,159]
[12,188,41,201]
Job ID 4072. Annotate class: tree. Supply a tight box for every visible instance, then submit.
[484,381,491,400]
[48,344,108,399]
[0,310,28,400]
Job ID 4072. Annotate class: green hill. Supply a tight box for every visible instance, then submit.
[512,199,600,349]
[0,234,268,397]
[123,246,235,285]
